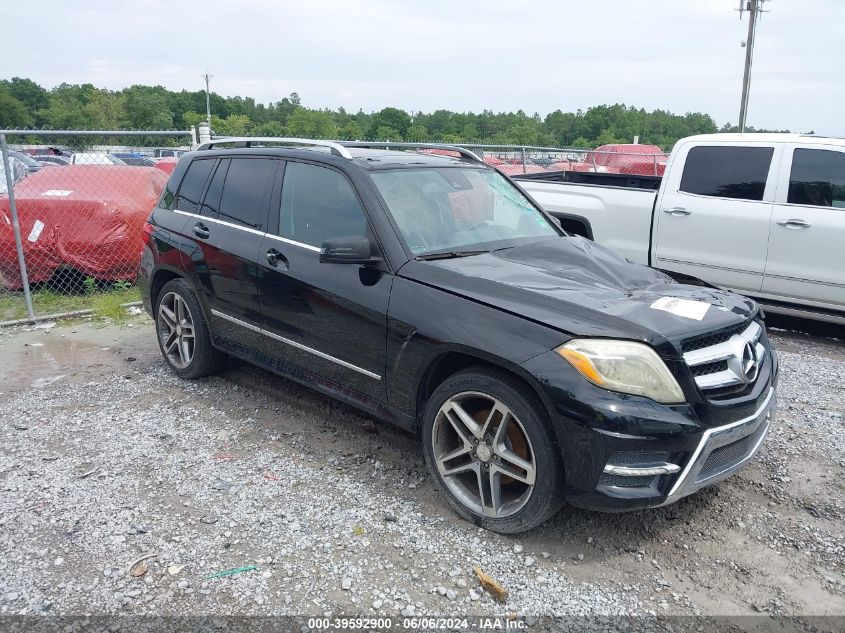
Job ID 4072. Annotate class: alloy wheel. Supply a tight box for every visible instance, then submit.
[431,391,536,518]
[157,291,195,369]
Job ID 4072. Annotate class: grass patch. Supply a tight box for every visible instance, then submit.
[0,286,141,323]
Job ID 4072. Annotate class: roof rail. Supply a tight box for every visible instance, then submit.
[339,141,483,163]
[197,137,353,159]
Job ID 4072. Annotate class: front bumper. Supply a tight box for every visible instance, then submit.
[660,387,774,505]
[521,345,778,511]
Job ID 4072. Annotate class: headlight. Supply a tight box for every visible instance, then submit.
[556,339,685,404]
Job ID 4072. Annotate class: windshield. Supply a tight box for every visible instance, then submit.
[370,167,559,255]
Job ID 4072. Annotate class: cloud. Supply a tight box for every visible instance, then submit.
[4,0,842,134]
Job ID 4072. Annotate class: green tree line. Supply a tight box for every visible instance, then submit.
[0,77,785,150]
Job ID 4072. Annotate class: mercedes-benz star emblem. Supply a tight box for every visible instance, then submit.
[741,341,759,383]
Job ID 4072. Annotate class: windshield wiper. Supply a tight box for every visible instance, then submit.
[415,249,490,261]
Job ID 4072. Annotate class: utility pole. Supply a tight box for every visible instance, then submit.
[737,0,766,132]
[202,71,214,126]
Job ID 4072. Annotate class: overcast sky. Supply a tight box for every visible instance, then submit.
[5,0,843,135]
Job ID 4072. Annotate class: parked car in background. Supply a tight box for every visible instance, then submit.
[139,138,777,533]
[112,152,156,167]
[34,155,71,167]
[8,150,43,174]
[515,133,845,323]
[0,156,29,194]
[0,166,167,288]
[19,146,73,157]
[70,152,126,165]
[154,148,188,159]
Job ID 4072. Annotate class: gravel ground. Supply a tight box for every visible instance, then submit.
[0,316,843,622]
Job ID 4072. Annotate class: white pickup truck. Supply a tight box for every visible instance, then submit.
[515,133,845,324]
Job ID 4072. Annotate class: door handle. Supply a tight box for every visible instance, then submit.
[192,222,210,239]
[776,218,811,229]
[663,207,691,216]
[266,248,288,268]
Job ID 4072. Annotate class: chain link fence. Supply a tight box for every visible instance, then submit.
[341,142,668,176]
[0,130,193,324]
[0,130,666,325]
[456,143,669,177]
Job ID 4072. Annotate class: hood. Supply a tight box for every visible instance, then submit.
[398,236,757,352]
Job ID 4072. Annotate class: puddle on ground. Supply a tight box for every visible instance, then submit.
[0,321,150,394]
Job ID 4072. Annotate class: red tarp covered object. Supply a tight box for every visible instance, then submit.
[0,166,167,288]
[154,156,179,175]
[496,164,547,176]
[585,144,668,175]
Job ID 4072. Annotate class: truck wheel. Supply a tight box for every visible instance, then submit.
[155,278,224,379]
[422,367,565,533]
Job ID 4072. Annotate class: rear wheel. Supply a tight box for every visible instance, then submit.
[422,367,565,533]
[155,278,223,379]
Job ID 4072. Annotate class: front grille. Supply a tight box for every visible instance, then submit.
[698,437,752,480]
[703,384,748,400]
[681,320,765,399]
[681,321,750,354]
[598,473,657,488]
[690,359,728,377]
[606,451,671,465]
[696,418,769,482]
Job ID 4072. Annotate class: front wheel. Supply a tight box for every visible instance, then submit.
[421,367,565,533]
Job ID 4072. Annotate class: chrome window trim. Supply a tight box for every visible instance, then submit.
[210,309,381,381]
[777,201,845,211]
[263,232,322,253]
[173,209,320,252]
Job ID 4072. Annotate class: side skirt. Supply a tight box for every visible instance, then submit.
[211,336,417,433]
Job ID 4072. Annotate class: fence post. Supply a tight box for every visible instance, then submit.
[0,134,35,321]
[521,147,527,173]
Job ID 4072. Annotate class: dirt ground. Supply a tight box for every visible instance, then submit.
[0,315,843,622]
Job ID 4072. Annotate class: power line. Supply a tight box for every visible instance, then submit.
[737,0,767,133]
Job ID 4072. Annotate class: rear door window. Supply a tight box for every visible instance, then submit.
[787,148,845,208]
[175,158,215,213]
[679,146,773,201]
[279,161,368,248]
[199,159,229,218]
[217,157,277,231]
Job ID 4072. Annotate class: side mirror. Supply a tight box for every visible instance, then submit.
[319,235,381,265]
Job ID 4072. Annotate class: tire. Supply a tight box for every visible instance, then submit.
[154,278,224,379]
[421,366,565,534]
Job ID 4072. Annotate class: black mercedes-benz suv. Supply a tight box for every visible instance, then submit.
[139,138,778,533]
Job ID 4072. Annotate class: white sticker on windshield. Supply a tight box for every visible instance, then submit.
[41,189,73,197]
[27,220,45,243]
[651,296,710,321]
